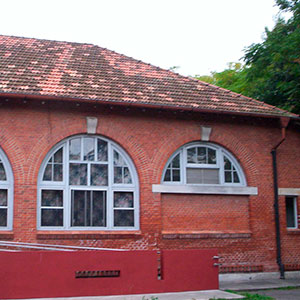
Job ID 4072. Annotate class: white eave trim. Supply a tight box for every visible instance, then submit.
[152,184,258,195]
[279,188,300,196]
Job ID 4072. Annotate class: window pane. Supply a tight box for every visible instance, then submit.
[71,190,106,227]
[207,148,216,164]
[225,171,232,183]
[43,164,52,181]
[91,164,108,186]
[0,208,7,226]
[114,210,134,227]
[97,139,108,161]
[164,169,171,181]
[114,167,123,184]
[53,164,63,181]
[202,169,219,184]
[224,157,232,170]
[41,209,63,227]
[69,138,81,160]
[114,151,124,166]
[197,147,207,163]
[187,168,219,184]
[286,197,296,228]
[71,190,88,226]
[41,190,63,207]
[114,192,134,208]
[54,148,63,163]
[187,148,197,163]
[124,167,132,184]
[172,154,180,168]
[92,191,106,226]
[187,168,201,183]
[0,189,8,206]
[233,171,240,183]
[0,163,6,180]
[172,169,180,181]
[69,163,87,185]
[83,137,95,161]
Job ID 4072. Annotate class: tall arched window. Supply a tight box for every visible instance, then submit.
[38,135,139,230]
[162,142,246,186]
[0,148,13,230]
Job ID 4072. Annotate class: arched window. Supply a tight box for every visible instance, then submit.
[0,148,13,230]
[38,135,139,230]
[162,142,246,186]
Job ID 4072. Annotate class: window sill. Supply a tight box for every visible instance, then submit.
[152,184,258,195]
[162,230,251,239]
[37,230,142,240]
[286,229,300,235]
[279,188,300,196]
[0,231,14,240]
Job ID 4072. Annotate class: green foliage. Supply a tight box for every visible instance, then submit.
[195,62,249,96]
[195,0,300,114]
[168,66,180,72]
[242,0,300,114]
[213,290,274,299]
[234,292,274,299]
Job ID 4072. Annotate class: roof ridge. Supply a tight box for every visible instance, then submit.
[4,35,185,79]
[0,34,96,48]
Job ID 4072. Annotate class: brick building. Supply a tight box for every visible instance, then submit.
[0,35,299,274]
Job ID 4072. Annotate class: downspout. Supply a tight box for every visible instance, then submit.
[271,117,290,279]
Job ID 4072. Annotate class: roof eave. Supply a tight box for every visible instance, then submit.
[0,91,298,120]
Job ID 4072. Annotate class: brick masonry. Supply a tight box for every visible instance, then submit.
[0,97,299,273]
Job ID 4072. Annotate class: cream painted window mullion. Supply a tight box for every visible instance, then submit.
[107,142,114,229]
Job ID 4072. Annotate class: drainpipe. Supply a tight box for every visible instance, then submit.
[271,117,290,279]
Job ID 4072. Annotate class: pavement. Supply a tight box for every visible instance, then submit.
[25,290,244,300]
[17,271,300,300]
[220,271,300,291]
[220,271,300,300]
[245,288,300,300]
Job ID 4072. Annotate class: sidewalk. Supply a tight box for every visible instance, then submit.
[220,271,300,300]
[220,271,300,291]
[25,290,243,300]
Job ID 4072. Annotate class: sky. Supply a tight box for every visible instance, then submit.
[0,0,281,76]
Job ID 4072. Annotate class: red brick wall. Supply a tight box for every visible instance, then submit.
[277,128,300,268]
[0,97,299,273]
[162,194,250,232]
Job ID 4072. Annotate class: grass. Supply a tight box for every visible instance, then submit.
[272,285,300,290]
[141,287,300,300]
[209,290,275,300]
[233,292,274,299]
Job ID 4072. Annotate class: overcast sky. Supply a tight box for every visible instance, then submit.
[1,0,280,76]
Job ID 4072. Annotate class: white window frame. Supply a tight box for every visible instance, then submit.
[162,142,246,186]
[286,196,298,229]
[37,135,139,231]
[0,147,13,230]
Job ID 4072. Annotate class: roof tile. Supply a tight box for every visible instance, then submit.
[0,35,296,118]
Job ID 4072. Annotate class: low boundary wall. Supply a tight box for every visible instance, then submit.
[0,249,218,299]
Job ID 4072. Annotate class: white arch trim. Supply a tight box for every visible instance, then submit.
[153,142,257,195]
[37,135,139,231]
[0,147,13,230]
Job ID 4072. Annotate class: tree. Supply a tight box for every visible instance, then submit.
[242,0,300,113]
[196,0,300,114]
[195,63,249,96]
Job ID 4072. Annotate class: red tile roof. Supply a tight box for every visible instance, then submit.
[0,35,296,118]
